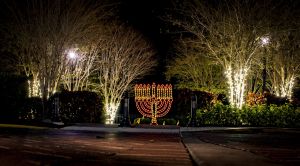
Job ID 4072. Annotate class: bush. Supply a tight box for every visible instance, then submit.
[140,117,151,124]
[170,89,229,126]
[48,91,104,124]
[196,103,241,126]
[195,103,300,127]
[19,97,43,121]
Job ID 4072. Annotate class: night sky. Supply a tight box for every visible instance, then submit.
[118,0,175,82]
[0,0,176,82]
[1,0,298,84]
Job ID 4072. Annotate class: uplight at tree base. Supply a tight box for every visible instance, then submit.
[28,77,41,98]
[105,103,119,124]
[225,66,249,109]
[274,76,295,100]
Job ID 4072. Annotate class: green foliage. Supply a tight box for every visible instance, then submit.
[170,89,229,121]
[140,117,151,124]
[49,91,104,124]
[196,103,300,127]
[132,118,141,126]
[196,104,241,126]
[165,43,226,92]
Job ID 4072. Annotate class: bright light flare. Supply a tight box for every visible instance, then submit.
[68,51,77,59]
[260,36,270,46]
[105,103,119,124]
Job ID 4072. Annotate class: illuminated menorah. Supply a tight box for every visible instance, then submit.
[134,83,173,125]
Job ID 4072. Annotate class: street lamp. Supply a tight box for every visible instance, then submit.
[260,36,270,93]
[67,50,78,91]
[260,36,270,46]
[68,50,77,60]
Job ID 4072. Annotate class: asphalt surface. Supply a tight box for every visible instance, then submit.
[0,127,193,166]
[0,125,299,166]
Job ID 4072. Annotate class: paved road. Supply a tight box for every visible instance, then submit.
[0,127,193,166]
[181,128,300,166]
[1,125,299,166]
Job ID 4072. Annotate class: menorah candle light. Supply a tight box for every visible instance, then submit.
[134,83,173,125]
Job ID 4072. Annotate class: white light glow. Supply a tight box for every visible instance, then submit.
[260,36,270,46]
[28,76,41,98]
[68,51,77,59]
[105,102,120,124]
[134,83,173,125]
[225,66,248,108]
[275,76,295,100]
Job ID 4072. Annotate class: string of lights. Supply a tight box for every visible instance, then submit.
[134,83,173,125]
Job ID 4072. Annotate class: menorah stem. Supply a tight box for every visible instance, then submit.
[135,83,172,126]
[151,116,157,125]
[151,101,158,125]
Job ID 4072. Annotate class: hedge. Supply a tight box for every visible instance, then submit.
[196,103,300,127]
[48,91,104,124]
[19,97,43,121]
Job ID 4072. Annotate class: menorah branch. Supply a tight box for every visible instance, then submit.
[134,83,173,125]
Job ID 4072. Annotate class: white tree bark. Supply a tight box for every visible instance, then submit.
[61,47,97,91]
[171,0,269,108]
[92,24,157,124]
[5,0,111,101]
[268,33,300,100]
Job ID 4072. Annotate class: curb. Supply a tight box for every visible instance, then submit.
[180,129,205,166]
[62,126,180,134]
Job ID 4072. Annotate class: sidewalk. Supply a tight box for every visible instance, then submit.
[181,132,281,166]
[62,124,180,134]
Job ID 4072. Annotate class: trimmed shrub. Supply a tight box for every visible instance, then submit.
[196,103,300,127]
[170,89,229,126]
[196,103,241,126]
[19,97,43,121]
[141,117,151,124]
[48,91,104,124]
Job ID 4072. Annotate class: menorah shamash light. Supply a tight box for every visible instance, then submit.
[134,83,173,125]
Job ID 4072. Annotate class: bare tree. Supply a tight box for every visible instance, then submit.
[61,46,97,91]
[268,33,300,100]
[166,38,225,92]
[92,24,157,124]
[170,0,271,108]
[5,0,110,102]
[264,1,300,100]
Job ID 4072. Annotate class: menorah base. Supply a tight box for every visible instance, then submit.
[151,117,157,125]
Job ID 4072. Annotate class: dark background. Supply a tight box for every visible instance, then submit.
[118,0,176,83]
